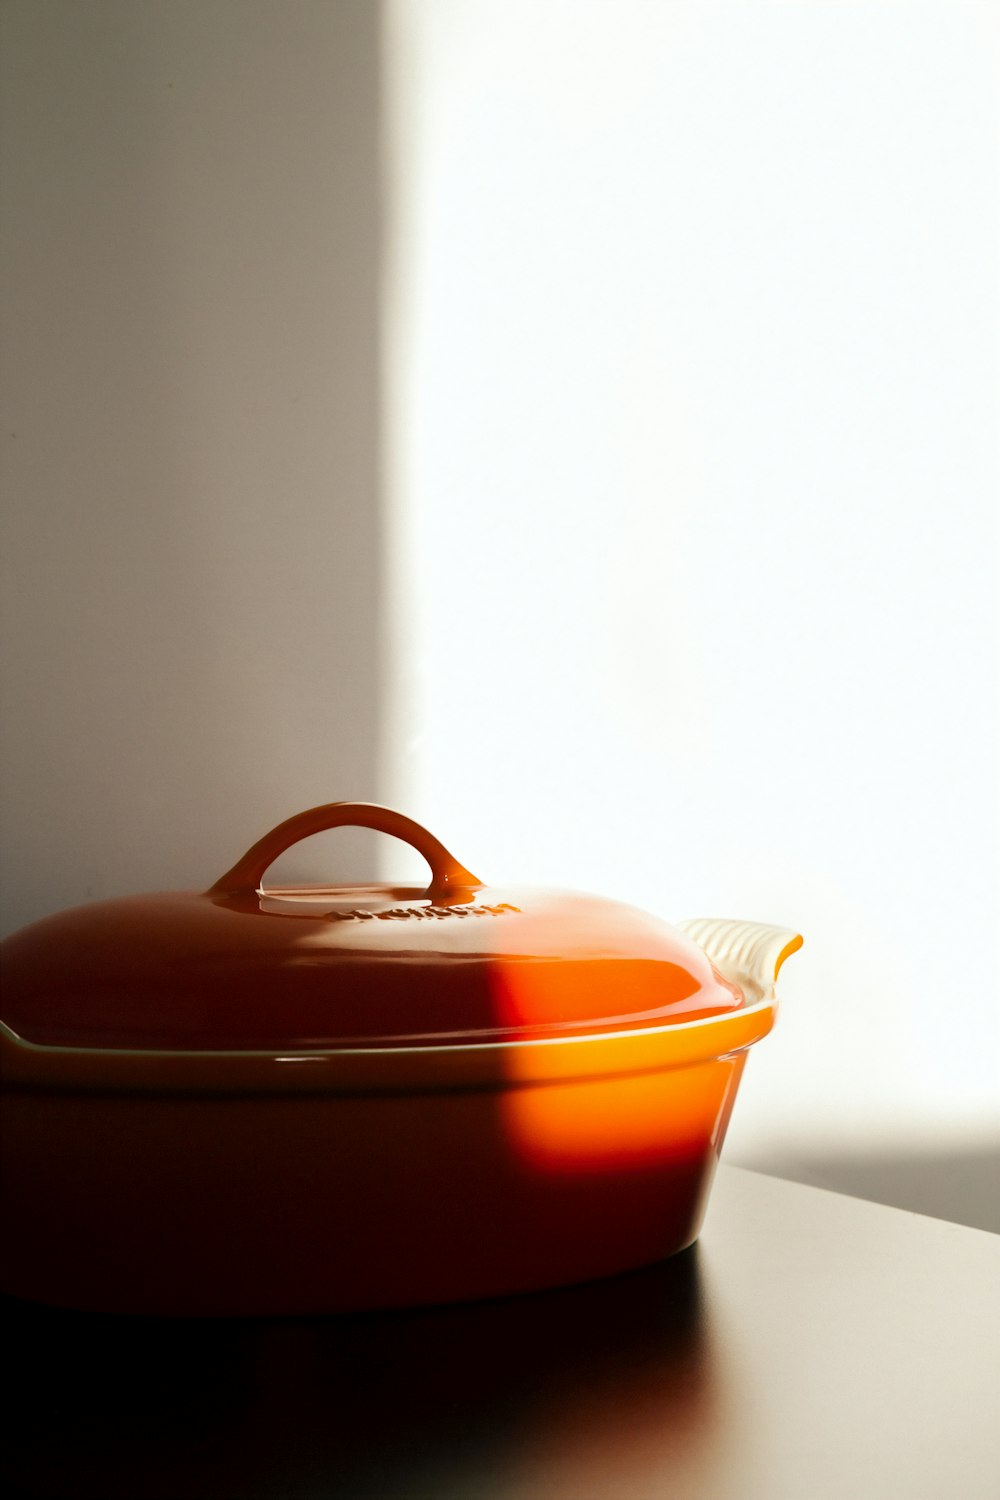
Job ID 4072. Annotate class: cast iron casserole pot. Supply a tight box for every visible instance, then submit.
[0,802,802,1316]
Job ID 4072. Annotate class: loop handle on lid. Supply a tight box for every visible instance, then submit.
[207,802,481,900]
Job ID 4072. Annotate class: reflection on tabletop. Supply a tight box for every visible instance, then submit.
[2,1247,733,1500]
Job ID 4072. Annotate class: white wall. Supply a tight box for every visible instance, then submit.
[382,0,1000,1160]
[2,0,997,1201]
[0,0,384,931]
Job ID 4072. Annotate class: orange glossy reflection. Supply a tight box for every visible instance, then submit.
[497,1048,746,1173]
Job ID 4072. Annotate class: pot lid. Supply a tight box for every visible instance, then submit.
[0,802,745,1053]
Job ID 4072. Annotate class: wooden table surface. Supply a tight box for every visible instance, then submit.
[4,1166,998,1499]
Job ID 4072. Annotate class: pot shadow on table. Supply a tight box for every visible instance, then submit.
[2,1246,718,1500]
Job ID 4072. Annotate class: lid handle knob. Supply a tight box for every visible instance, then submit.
[207,802,481,900]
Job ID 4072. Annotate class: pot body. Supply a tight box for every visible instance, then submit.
[0,1048,746,1316]
[1,805,799,1316]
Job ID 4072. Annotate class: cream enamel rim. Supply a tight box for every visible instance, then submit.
[0,1000,779,1095]
[0,998,776,1061]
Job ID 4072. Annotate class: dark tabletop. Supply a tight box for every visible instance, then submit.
[4,1166,998,1499]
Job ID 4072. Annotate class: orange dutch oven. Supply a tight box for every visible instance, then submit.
[0,802,801,1316]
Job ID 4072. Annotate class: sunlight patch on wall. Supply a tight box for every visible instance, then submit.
[380,0,1000,1144]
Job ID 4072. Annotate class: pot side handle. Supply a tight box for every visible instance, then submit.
[675,918,803,1004]
[207,802,482,900]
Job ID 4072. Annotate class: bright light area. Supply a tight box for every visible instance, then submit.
[382,1,1000,1154]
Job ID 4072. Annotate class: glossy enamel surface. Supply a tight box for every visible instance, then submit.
[0,802,801,1315]
[0,1055,747,1315]
[0,797,743,1054]
[0,884,744,1052]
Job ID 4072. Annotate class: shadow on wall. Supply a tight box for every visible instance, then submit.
[733,1144,1000,1235]
[0,0,385,936]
